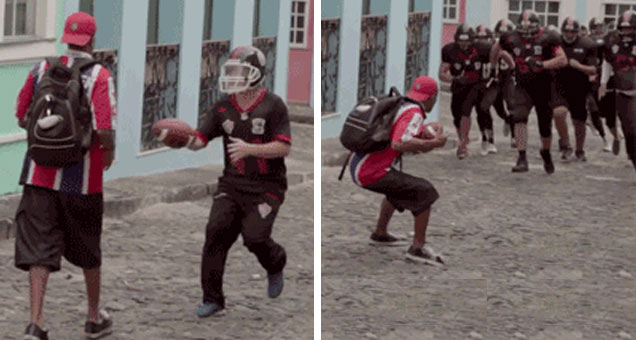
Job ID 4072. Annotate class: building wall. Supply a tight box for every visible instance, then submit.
[287,0,313,105]
[441,0,466,45]
[0,0,297,195]
[321,0,444,138]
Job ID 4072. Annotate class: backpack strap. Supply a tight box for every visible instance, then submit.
[337,152,352,181]
[71,58,98,72]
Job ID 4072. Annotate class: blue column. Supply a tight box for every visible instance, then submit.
[64,0,79,17]
[106,0,149,180]
[232,0,255,48]
[274,0,291,100]
[322,0,363,139]
[426,0,443,122]
[177,0,204,127]
[386,0,408,93]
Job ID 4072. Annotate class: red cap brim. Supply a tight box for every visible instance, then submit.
[61,33,92,46]
[406,90,432,102]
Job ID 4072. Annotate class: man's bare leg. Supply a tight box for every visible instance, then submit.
[29,265,50,328]
[412,208,431,249]
[374,198,395,236]
[83,268,101,322]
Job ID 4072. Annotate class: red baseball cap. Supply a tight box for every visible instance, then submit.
[61,12,96,46]
[406,76,438,102]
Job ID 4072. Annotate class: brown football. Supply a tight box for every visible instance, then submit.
[151,119,195,148]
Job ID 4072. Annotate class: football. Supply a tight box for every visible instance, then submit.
[151,119,196,148]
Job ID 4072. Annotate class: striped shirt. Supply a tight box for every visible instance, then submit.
[15,50,117,194]
[349,103,426,187]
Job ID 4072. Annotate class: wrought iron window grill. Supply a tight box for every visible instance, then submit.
[198,39,231,129]
[358,15,387,102]
[321,18,340,114]
[404,12,430,92]
[93,49,118,86]
[141,43,180,152]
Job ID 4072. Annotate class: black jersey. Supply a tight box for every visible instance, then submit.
[198,90,292,192]
[441,41,492,86]
[600,30,636,91]
[556,36,598,88]
[500,29,562,84]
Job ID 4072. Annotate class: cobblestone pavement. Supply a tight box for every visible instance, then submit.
[322,95,636,339]
[0,122,314,340]
[0,179,313,340]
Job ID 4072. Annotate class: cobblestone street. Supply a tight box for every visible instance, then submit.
[322,93,636,340]
[0,122,314,340]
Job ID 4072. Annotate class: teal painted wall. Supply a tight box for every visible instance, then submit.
[369,0,390,15]
[322,0,341,18]
[159,0,184,44]
[212,0,235,40]
[257,0,280,37]
[465,0,491,27]
[0,142,27,194]
[94,0,123,49]
[0,64,32,136]
[576,0,587,23]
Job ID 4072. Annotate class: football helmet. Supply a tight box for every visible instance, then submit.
[219,45,266,94]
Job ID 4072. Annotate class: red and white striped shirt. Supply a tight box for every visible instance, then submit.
[15,50,117,194]
[350,103,426,187]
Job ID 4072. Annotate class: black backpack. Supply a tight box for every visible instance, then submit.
[339,87,406,154]
[337,87,421,180]
[26,57,96,168]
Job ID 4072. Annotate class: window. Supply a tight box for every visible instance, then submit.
[508,1,560,27]
[79,0,93,15]
[443,0,458,23]
[3,0,36,38]
[147,0,159,44]
[604,2,636,30]
[290,0,309,48]
[203,0,213,40]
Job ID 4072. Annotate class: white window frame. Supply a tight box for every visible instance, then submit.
[0,0,57,64]
[443,0,459,24]
[508,0,561,28]
[290,0,309,49]
[602,1,636,30]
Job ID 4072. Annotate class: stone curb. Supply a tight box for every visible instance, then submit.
[0,171,313,241]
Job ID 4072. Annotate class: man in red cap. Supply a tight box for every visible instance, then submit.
[348,76,447,265]
[13,11,114,340]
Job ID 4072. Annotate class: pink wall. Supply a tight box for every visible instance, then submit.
[287,0,313,105]
[442,0,466,45]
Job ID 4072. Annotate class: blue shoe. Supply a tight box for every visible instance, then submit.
[195,301,224,318]
[267,271,284,298]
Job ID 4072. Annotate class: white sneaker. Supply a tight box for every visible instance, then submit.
[480,141,489,156]
[603,138,612,152]
[487,142,498,154]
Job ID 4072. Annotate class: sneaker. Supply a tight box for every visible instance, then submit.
[405,245,444,266]
[613,138,620,155]
[575,150,587,162]
[369,232,408,246]
[510,137,517,149]
[84,310,112,339]
[480,141,489,156]
[24,323,48,340]
[540,149,555,174]
[512,155,529,172]
[560,145,574,162]
[603,138,612,152]
[195,301,225,318]
[267,271,284,298]
[487,142,498,154]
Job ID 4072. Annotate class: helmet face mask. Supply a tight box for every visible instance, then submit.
[517,10,541,40]
[618,10,636,42]
[561,18,580,44]
[454,24,475,51]
[219,46,266,94]
[219,60,262,94]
